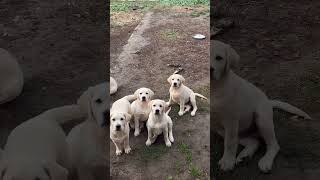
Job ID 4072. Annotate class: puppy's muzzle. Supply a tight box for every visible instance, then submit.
[155,109,160,115]
[116,125,121,131]
[173,82,177,87]
[142,96,146,101]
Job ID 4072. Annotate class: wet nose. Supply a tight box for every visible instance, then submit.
[173,82,177,86]
[155,109,160,114]
[116,125,121,131]
[142,96,146,101]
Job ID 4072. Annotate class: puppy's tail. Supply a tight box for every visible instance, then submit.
[122,94,136,102]
[166,107,172,115]
[40,105,87,125]
[270,100,312,120]
[194,93,208,100]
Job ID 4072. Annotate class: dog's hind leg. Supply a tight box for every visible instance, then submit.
[190,94,198,116]
[134,115,141,136]
[236,137,260,164]
[255,105,280,172]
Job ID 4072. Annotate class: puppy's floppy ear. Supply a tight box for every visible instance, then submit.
[43,162,68,180]
[77,88,90,114]
[226,45,240,69]
[148,89,155,99]
[148,100,154,109]
[167,75,173,84]
[180,75,185,84]
[134,89,140,98]
[124,113,132,122]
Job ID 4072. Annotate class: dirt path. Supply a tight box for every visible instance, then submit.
[212,0,320,179]
[0,0,106,155]
[111,9,210,180]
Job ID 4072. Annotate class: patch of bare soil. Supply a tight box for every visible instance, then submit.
[110,9,210,179]
[0,0,106,172]
[212,0,320,179]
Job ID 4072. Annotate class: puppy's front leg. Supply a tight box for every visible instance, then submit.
[134,115,140,136]
[124,135,131,154]
[113,140,123,156]
[178,99,185,116]
[219,120,238,171]
[163,127,172,147]
[146,126,153,146]
[166,94,173,106]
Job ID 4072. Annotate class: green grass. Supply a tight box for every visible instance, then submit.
[136,144,169,161]
[110,0,209,12]
[177,142,193,164]
[189,164,202,178]
[160,29,180,40]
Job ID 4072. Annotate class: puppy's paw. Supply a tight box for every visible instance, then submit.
[125,147,131,154]
[165,141,172,147]
[178,111,184,116]
[190,111,196,116]
[258,156,273,173]
[169,135,174,143]
[146,139,152,146]
[218,156,235,171]
[134,130,140,137]
[116,150,122,156]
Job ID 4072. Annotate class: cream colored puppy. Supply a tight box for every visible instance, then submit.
[110,77,118,95]
[67,84,110,180]
[146,99,174,147]
[211,40,311,172]
[167,74,208,116]
[0,105,85,180]
[130,87,155,136]
[0,48,24,104]
[110,94,136,155]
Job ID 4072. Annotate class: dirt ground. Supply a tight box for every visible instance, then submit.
[212,0,320,179]
[110,7,210,180]
[0,0,106,173]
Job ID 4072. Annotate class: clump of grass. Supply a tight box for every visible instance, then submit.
[159,0,209,6]
[178,142,193,163]
[136,145,169,161]
[160,29,180,41]
[189,164,202,178]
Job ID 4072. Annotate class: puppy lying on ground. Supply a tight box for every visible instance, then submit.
[146,99,174,147]
[167,74,207,116]
[110,94,135,155]
[211,40,311,172]
[0,105,85,180]
[0,48,24,104]
[67,83,109,180]
[130,87,155,136]
[110,77,118,95]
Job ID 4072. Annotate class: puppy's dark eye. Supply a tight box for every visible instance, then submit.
[120,118,124,121]
[153,104,156,107]
[95,99,102,103]
[146,92,148,95]
[177,79,180,81]
[172,78,174,80]
[159,105,162,108]
[216,55,223,61]
[112,118,115,121]
[140,93,142,95]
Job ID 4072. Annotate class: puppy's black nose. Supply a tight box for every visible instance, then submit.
[142,96,146,101]
[116,125,121,131]
[173,82,177,86]
[155,109,160,114]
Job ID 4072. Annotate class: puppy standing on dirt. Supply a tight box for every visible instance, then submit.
[211,40,311,172]
[146,99,174,147]
[67,83,110,180]
[167,74,207,116]
[0,105,85,180]
[0,48,24,104]
[130,87,154,136]
[110,94,136,155]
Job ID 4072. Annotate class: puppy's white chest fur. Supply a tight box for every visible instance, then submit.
[170,88,182,103]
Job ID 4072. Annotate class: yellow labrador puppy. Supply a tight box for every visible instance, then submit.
[130,87,154,136]
[146,99,174,147]
[211,40,311,172]
[0,48,23,104]
[110,77,118,95]
[0,105,85,180]
[67,84,110,180]
[167,74,207,116]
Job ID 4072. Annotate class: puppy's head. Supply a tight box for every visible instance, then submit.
[211,40,240,80]
[110,112,131,132]
[134,88,154,102]
[167,74,185,88]
[149,99,166,116]
[0,160,68,180]
[77,83,109,127]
